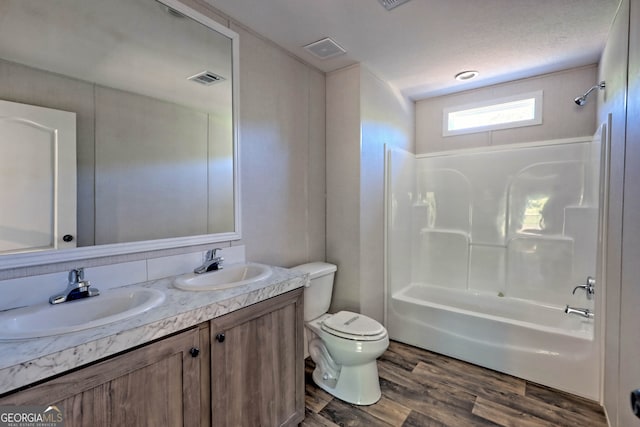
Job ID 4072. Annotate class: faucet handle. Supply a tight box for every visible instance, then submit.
[68,268,84,285]
[572,276,595,299]
[205,248,223,260]
[68,268,91,289]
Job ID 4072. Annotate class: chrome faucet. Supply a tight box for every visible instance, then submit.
[572,276,595,300]
[194,248,224,274]
[49,268,100,305]
[564,305,594,319]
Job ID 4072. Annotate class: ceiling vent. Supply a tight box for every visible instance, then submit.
[165,6,185,18]
[378,0,412,10]
[187,71,225,86]
[303,37,346,60]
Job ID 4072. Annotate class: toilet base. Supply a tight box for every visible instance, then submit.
[312,360,382,405]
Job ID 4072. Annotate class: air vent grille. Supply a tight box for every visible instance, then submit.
[165,7,185,18]
[303,37,346,60]
[378,0,411,10]
[187,71,225,86]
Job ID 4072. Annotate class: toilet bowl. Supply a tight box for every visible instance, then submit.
[306,312,389,405]
[293,262,389,406]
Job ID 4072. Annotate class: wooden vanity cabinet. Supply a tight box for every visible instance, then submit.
[209,288,304,427]
[0,288,305,427]
[0,327,202,427]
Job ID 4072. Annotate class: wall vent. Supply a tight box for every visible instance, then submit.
[165,6,185,18]
[187,71,225,86]
[378,0,411,10]
[303,37,346,60]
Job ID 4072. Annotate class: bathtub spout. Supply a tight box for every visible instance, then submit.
[564,305,594,319]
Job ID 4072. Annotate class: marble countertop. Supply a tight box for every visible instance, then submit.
[0,264,307,395]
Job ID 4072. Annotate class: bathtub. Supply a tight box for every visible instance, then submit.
[387,283,599,400]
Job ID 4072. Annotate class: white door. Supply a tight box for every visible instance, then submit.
[0,100,76,253]
[620,0,640,424]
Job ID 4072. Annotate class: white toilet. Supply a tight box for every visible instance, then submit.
[294,262,389,405]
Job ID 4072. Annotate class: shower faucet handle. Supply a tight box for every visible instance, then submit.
[572,276,595,300]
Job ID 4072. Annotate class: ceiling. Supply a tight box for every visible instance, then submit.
[0,0,233,113]
[203,0,620,100]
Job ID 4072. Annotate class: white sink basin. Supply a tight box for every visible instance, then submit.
[174,263,272,291]
[0,287,165,341]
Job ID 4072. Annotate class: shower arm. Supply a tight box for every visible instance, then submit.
[582,82,606,99]
[575,81,606,106]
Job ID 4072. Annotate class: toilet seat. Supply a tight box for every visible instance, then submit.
[321,311,387,341]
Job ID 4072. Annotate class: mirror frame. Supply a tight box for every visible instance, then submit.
[0,0,241,270]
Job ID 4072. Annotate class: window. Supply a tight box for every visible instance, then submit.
[443,91,543,136]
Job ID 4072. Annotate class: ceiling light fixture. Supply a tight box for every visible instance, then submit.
[455,70,479,81]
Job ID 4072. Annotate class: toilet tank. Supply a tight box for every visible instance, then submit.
[293,262,337,321]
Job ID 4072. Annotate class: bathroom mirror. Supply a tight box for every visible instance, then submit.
[0,0,240,269]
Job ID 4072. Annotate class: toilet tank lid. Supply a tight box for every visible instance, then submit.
[292,262,337,280]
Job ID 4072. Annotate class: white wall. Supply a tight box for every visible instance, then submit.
[360,67,414,321]
[415,65,598,153]
[231,21,326,267]
[599,1,628,420]
[597,0,637,425]
[618,1,640,425]
[93,86,211,244]
[326,64,414,321]
[326,65,362,313]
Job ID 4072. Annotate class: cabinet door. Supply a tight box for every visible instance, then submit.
[0,328,201,427]
[210,289,304,427]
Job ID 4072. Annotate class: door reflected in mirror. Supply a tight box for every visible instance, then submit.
[0,0,239,262]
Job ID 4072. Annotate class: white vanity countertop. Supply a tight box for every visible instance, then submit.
[0,265,307,395]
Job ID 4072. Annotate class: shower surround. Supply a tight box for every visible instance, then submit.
[385,136,602,399]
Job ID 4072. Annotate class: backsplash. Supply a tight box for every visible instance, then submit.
[0,245,245,311]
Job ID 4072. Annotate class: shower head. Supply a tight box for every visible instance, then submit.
[574,81,606,106]
[574,95,588,106]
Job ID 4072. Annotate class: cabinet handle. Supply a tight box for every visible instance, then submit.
[189,347,200,357]
[215,333,225,343]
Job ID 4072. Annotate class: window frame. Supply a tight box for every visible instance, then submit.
[442,91,543,137]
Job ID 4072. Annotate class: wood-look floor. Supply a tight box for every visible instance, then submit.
[302,340,607,427]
